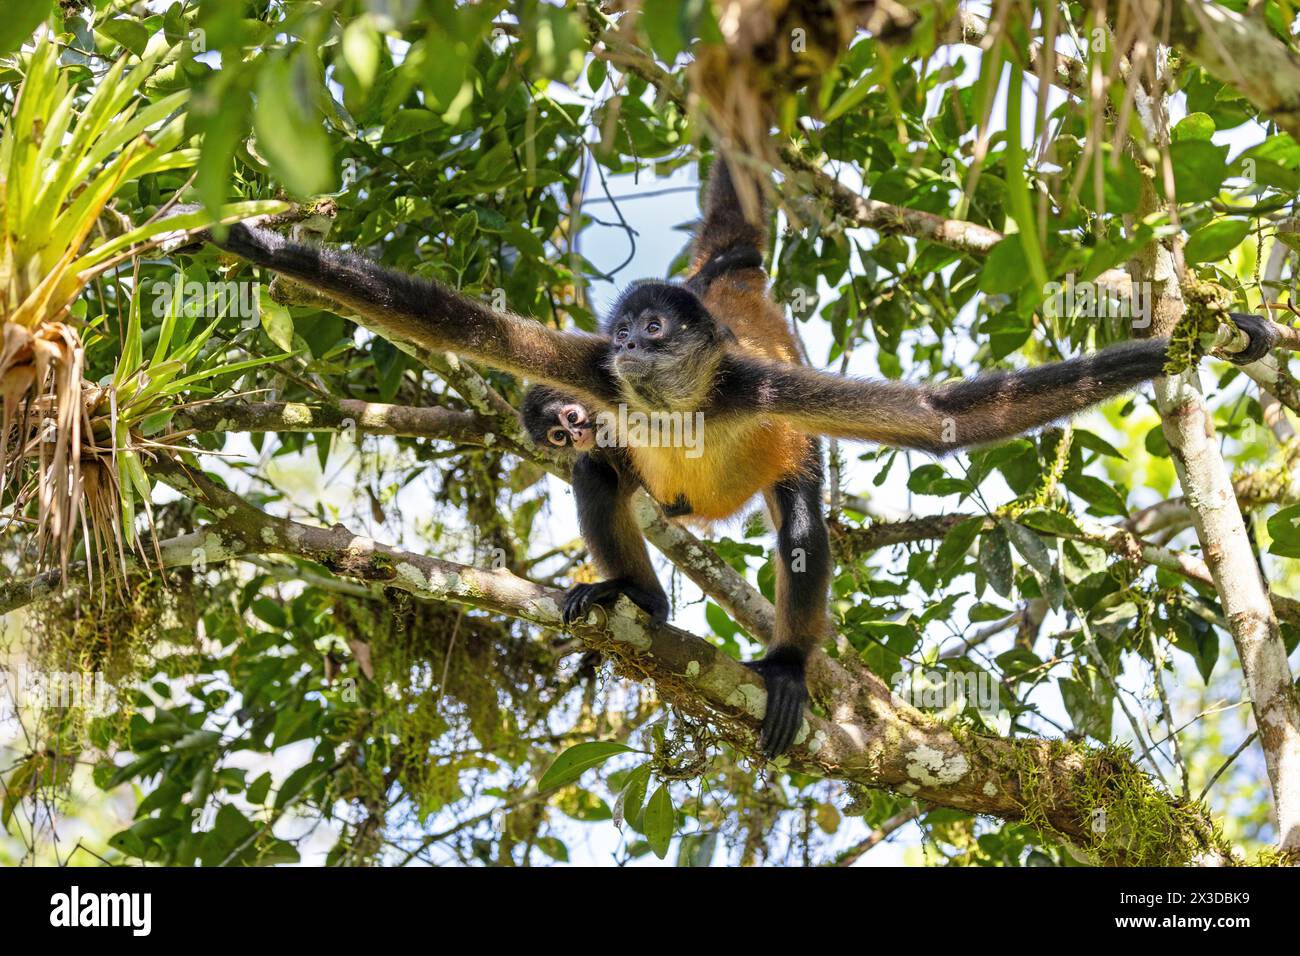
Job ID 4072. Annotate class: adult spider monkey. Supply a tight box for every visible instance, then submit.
[184,161,1275,759]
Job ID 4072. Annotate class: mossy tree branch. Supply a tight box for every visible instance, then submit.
[1,455,1232,865]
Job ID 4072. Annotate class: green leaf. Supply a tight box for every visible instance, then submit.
[94,17,151,56]
[259,289,295,351]
[341,15,382,96]
[1059,674,1114,741]
[705,601,738,641]
[907,463,972,497]
[535,836,570,863]
[1064,473,1129,517]
[246,771,273,805]
[614,763,652,830]
[1168,139,1230,203]
[257,840,301,865]
[194,81,251,215]
[0,1,50,55]
[978,526,1014,597]
[643,0,687,62]
[1073,429,1126,460]
[253,52,334,196]
[970,602,1012,622]
[586,57,607,92]
[421,31,469,111]
[978,237,1030,295]
[173,729,221,751]
[1173,112,1215,142]
[203,804,256,864]
[252,597,287,629]
[1102,152,1143,214]
[274,763,318,811]
[1002,520,1053,579]
[996,647,1044,678]
[538,741,634,791]
[1184,219,1250,264]
[676,831,718,867]
[1267,503,1300,558]
[382,108,440,143]
[934,516,985,575]
[524,6,583,83]
[643,784,675,859]
[824,73,875,125]
[1015,508,1080,537]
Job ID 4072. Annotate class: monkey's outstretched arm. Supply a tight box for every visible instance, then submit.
[199,217,620,408]
[716,316,1276,452]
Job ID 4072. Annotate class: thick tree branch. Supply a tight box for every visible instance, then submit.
[3,457,1230,865]
[175,399,493,444]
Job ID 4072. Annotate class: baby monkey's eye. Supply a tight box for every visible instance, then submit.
[548,427,568,446]
[615,327,630,341]
[566,410,581,424]
[645,319,662,335]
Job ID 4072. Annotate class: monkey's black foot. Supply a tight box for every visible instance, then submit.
[744,647,809,759]
[660,494,693,519]
[562,578,669,627]
[1226,313,1279,365]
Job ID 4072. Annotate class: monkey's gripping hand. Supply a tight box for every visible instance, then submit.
[1223,313,1279,365]
[744,647,809,759]
[562,578,669,628]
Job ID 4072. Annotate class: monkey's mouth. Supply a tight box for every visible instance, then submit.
[613,351,656,372]
[613,352,674,389]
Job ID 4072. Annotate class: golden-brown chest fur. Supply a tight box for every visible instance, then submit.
[629,417,807,522]
[629,269,808,522]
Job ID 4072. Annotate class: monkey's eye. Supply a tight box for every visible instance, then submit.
[614,327,630,342]
[547,427,568,446]
[645,319,662,335]
[566,410,581,424]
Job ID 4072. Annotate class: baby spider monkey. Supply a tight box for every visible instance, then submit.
[180,160,1275,759]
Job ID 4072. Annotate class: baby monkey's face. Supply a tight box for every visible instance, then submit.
[548,400,596,451]
[522,386,596,453]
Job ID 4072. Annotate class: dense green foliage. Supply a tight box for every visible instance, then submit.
[2,1,1298,866]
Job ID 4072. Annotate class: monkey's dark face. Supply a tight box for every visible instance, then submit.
[605,282,722,409]
[522,385,595,453]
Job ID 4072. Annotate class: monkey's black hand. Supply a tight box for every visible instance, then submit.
[1225,313,1279,365]
[744,646,809,759]
[562,579,669,627]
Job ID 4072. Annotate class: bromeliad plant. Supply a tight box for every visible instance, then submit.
[0,36,283,583]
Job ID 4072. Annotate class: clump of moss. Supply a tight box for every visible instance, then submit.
[1001,739,1230,865]
[29,573,179,684]
[1165,279,1235,374]
[1003,428,1073,518]
[18,570,200,776]
[1251,845,1300,867]
[330,589,561,823]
